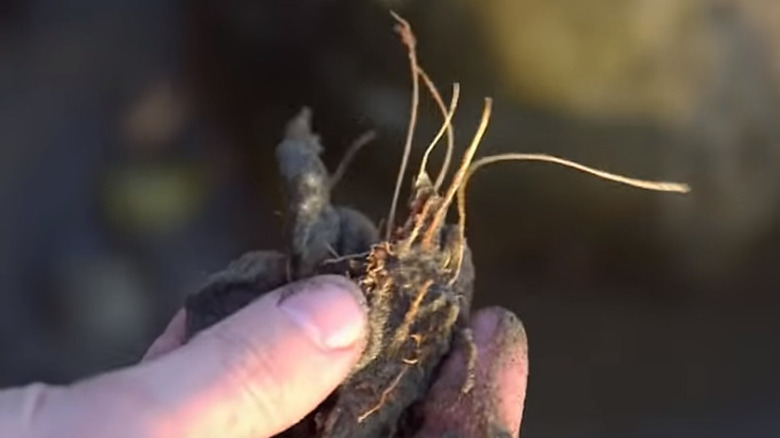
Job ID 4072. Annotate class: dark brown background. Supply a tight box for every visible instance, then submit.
[2,1,780,437]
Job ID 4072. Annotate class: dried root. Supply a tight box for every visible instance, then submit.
[184,11,691,438]
[418,73,457,190]
[386,12,421,241]
[362,13,693,429]
[357,366,409,423]
[381,11,690,286]
[330,130,377,190]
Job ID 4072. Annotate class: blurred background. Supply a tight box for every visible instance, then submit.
[2,0,780,436]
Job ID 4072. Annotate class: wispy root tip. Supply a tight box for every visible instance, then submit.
[466,154,691,194]
[384,12,691,252]
[417,81,460,187]
[423,97,494,246]
[330,130,377,189]
[386,11,421,241]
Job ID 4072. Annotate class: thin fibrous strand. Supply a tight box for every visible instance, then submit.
[417,80,459,187]
[418,69,457,190]
[451,153,691,279]
[423,97,493,246]
[357,366,409,423]
[449,177,468,284]
[330,130,377,189]
[459,328,477,394]
[466,154,692,193]
[392,279,433,348]
[387,12,420,241]
[321,251,371,265]
[449,152,692,276]
[401,194,438,252]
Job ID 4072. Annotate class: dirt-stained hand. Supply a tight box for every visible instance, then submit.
[0,276,528,438]
[414,307,529,438]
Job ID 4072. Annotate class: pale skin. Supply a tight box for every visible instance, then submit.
[0,275,529,438]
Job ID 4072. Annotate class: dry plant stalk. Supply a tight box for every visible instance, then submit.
[182,12,690,438]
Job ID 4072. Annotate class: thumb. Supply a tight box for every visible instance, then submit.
[0,275,368,438]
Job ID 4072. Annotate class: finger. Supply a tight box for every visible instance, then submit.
[414,307,529,438]
[473,308,529,434]
[142,308,187,362]
[0,275,368,438]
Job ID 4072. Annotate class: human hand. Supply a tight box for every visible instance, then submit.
[0,276,528,438]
